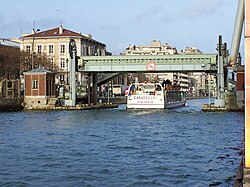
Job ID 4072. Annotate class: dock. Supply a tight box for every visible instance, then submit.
[202,103,244,112]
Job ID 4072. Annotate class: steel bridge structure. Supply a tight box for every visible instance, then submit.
[78,54,217,73]
[76,54,218,105]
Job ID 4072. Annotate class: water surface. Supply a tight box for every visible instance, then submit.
[0,99,244,186]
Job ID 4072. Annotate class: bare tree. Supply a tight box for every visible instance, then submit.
[0,45,20,79]
[20,52,57,73]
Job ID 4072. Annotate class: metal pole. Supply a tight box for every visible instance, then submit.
[71,48,76,106]
[229,0,244,66]
[68,39,77,106]
[215,35,225,107]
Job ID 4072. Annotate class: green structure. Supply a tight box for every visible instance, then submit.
[78,54,217,73]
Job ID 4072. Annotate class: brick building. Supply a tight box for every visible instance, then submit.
[24,66,56,109]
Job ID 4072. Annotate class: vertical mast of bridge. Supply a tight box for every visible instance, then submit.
[229,0,244,67]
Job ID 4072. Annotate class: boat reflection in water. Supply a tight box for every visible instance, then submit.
[126,82,186,109]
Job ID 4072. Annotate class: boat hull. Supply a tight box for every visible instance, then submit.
[127,95,164,109]
[127,96,186,109]
[165,100,186,109]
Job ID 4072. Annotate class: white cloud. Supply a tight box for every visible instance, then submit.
[134,4,166,23]
[180,0,225,19]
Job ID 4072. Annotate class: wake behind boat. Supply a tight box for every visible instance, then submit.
[126,82,186,109]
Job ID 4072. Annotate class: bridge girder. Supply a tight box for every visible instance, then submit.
[78,54,217,73]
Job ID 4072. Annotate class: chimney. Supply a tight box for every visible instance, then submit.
[83,33,92,38]
[59,25,64,34]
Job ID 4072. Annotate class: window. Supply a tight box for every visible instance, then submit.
[32,80,38,89]
[26,45,31,53]
[60,75,65,81]
[60,44,65,54]
[49,45,54,54]
[37,45,42,54]
[7,81,13,88]
[48,57,54,69]
[60,58,65,69]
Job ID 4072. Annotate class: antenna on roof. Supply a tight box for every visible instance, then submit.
[56,9,63,26]
[33,17,36,33]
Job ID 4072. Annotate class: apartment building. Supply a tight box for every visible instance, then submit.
[125,40,178,55]
[19,25,107,96]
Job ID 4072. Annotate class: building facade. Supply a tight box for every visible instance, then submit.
[125,40,178,55]
[19,25,107,97]
[23,66,56,109]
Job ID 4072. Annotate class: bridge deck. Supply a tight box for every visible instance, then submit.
[78,54,217,73]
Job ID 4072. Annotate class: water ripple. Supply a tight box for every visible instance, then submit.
[0,99,244,186]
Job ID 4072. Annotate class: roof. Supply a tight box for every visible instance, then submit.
[24,66,54,75]
[21,26,105,46]
[0,38,20,48]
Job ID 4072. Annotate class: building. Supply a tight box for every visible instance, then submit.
[125,40,178,55]
[19,25,107,97]
[0,38,21,99]
[180,46,202,54]
[23,66,56,109]
[0,38,20,48]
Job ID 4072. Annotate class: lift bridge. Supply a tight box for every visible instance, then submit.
[78,54,217,73]
[75,54,218,104]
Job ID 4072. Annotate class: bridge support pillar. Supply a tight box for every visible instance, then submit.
[92,73,98,104]
[87,73,91,105]
[87,73,98,105]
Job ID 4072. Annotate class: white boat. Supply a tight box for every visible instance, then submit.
[126,83,186,109]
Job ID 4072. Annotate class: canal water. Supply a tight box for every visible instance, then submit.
[0,99,244,186]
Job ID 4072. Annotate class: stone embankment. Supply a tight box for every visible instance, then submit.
[24,103,118,110]
[0,98,23,111]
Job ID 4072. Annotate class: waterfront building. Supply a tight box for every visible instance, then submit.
[19,25,107,97]
[0,39,21,99]
[189,72,216,97]
[23,66,56,109]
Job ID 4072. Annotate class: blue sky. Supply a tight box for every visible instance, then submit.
[1,0,241,55]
